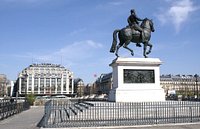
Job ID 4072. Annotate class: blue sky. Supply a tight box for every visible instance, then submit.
[0,0,200,84]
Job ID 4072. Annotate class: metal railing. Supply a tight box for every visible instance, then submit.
[43,100,200,128]
[0,99,30,120]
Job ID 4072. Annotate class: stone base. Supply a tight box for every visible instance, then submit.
[108,57,165,102]
[109,88,165,102]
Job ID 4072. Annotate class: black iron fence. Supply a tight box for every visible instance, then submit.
[0,99,30,120]
[43,99,200,128]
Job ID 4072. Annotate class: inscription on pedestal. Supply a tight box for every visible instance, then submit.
[124,69,155,83]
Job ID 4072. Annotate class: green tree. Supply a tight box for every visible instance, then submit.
[26,93,35,105]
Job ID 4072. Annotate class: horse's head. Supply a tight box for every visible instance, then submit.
[149,19,155,32]
[141,18,155,32]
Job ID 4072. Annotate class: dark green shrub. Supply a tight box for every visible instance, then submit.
[26,93,35,105]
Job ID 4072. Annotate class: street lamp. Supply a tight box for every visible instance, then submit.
[194,74,199,99]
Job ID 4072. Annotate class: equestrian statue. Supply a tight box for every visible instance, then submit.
[110,9,155,58]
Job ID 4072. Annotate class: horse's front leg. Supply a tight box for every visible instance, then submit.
[146,41,153,55]
[143,44,148,58]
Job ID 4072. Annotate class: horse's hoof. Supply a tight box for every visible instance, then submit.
[131,53,134,56]
[146,51,151,55]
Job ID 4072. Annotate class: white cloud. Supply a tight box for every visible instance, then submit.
[20,40,103,67]
[56,40,103,60]
[12,40,103,66]
[156,0,198,32]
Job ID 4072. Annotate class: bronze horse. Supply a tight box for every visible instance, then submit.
[110,18,155,58]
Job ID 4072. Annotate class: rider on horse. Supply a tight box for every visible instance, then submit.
[127,9,145,47]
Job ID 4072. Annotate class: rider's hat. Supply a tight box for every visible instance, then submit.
[130,9,135,14]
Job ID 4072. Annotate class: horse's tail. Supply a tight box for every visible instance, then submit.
[110,29,120,53]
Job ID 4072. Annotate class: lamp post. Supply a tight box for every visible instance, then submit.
[194,74,199,100]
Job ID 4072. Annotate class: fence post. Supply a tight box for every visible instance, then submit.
[173,106,176,123]
[190,106,193,122]
[155,106,158,124]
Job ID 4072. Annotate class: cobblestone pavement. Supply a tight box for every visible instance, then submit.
[0,106,44,129]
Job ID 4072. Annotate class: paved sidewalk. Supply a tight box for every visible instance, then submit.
[115,123,200,129]
[134,123,200,129]
[43,123,200,129]
[113,123,200,129]
[0,106,44,129]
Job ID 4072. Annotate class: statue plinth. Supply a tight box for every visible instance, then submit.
[108,57,165,102]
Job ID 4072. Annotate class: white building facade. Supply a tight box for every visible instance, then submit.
[17,63,74,96]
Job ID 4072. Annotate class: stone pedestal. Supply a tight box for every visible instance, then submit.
[108,57,165,102]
